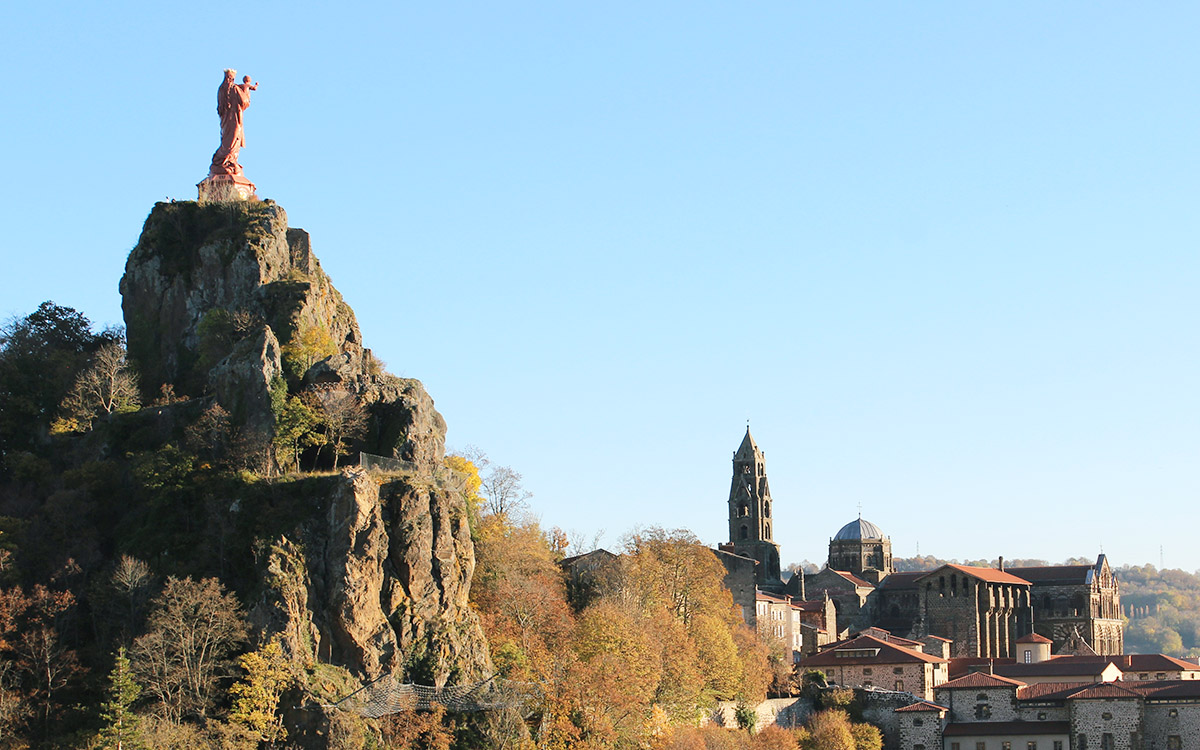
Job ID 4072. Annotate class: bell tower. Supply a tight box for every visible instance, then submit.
[726,427,784,592]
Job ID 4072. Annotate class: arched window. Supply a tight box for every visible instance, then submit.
[764,523,771,538]
[738,503,748,517]
[739,525,748,540]
[763,501,771,518]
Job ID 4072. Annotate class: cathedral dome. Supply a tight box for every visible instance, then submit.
[834,517,885,541]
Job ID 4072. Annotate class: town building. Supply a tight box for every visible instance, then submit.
[755,589,837,662]
[1008,556,1124,655]
[718,428,784,593]
[899,672,1200,750]
[794,633,949,700]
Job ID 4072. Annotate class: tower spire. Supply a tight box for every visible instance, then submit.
[727,427,783,592]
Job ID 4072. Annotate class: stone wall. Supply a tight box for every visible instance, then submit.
[1070,697,1142,750]
[936,686,1020,723]
[895,710,942,750]
[1144,701,1200,750]
[858,690,925,750]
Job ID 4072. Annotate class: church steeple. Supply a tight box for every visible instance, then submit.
[726,427,783,591]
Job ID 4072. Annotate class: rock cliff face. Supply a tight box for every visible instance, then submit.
[251,471,491,687]
[119,200,490,685]
[120,200,444,464]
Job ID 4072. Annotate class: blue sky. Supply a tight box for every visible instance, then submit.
[2,3,1197,570]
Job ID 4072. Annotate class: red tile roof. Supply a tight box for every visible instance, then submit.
[830,569,874,588]
[876,571,924,589]
[1006,565,1092,583]
[943,721,1069,737]
[895,701,948,713]
[795,634,947,668]
[937,672,1026,690]
[1066,683,1142,700]
[1016,682,1095,700]
[917,564,1031,586]
[994,661,1116,679]
[792,600,826,612]
[1016,633,1053,644]
[1112,654,1200,672]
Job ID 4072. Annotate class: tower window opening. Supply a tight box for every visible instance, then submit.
[740,525,748,540]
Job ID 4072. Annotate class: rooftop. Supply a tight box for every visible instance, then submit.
[833,516,886,541]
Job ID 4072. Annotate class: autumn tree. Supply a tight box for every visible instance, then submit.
[272,396,320,472]
[379,704,455,750]
[480,464,533,518]
[803,710,855,750]
[228,639,292,747]
[0,585,82,738]
[131,576,248,721]
[58,340,141,430]
[848,723,882,750]
[304,385,368,467]
[281,324,337,381]
[98,646,143,750]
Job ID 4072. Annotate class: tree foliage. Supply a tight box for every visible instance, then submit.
[131,576,248,721]
[0,301,113,461]
[228,639,291,746]
[57,340,141,431]
[303,385,368,467]
[98,646,143,750]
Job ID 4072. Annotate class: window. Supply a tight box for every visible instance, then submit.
[863,668,873,675]
[1157,672,1166,680]
[1101,735,1113,750]
[951,744,960,750]
[914,746,925,750]
[974,703,991,719]
[1167,736,1182,750]
[1053,743,1063,750]
[739,525,748,540]
[1028,743,1037,750]
[1168,708,1178,718]
[1037,712,1046,720]
[895,680,904,691]
[977,743,987,750]
[1139,673,1148,680]
[1102,712,1112,720]
[913,718,923,727]
[1002,743,1011,750]
[1077,735,1087,750]
[894,666,904,674]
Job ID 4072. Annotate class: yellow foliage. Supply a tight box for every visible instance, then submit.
[228,639,292,744]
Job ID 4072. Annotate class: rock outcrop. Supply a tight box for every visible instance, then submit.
[120,200,444,464]
[250,470,491,686]
[119,199,490,686]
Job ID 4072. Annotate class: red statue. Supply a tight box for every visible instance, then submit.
[209,69,258,177]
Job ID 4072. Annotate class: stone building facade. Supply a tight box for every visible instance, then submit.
[914,564,1035,658]
[721,428,784,592]
[1008,555,1124,656]
[899,673,1200,750]
[790,566,873,635]
[827,516,893,584]
[793,633,949,701]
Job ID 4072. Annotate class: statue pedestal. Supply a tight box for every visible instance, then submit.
[198,173,257,202]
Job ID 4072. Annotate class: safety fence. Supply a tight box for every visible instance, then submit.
[330,674,541,718]
[357,452,467,493]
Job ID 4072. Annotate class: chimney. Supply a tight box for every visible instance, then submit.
[998,556,1005,571]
